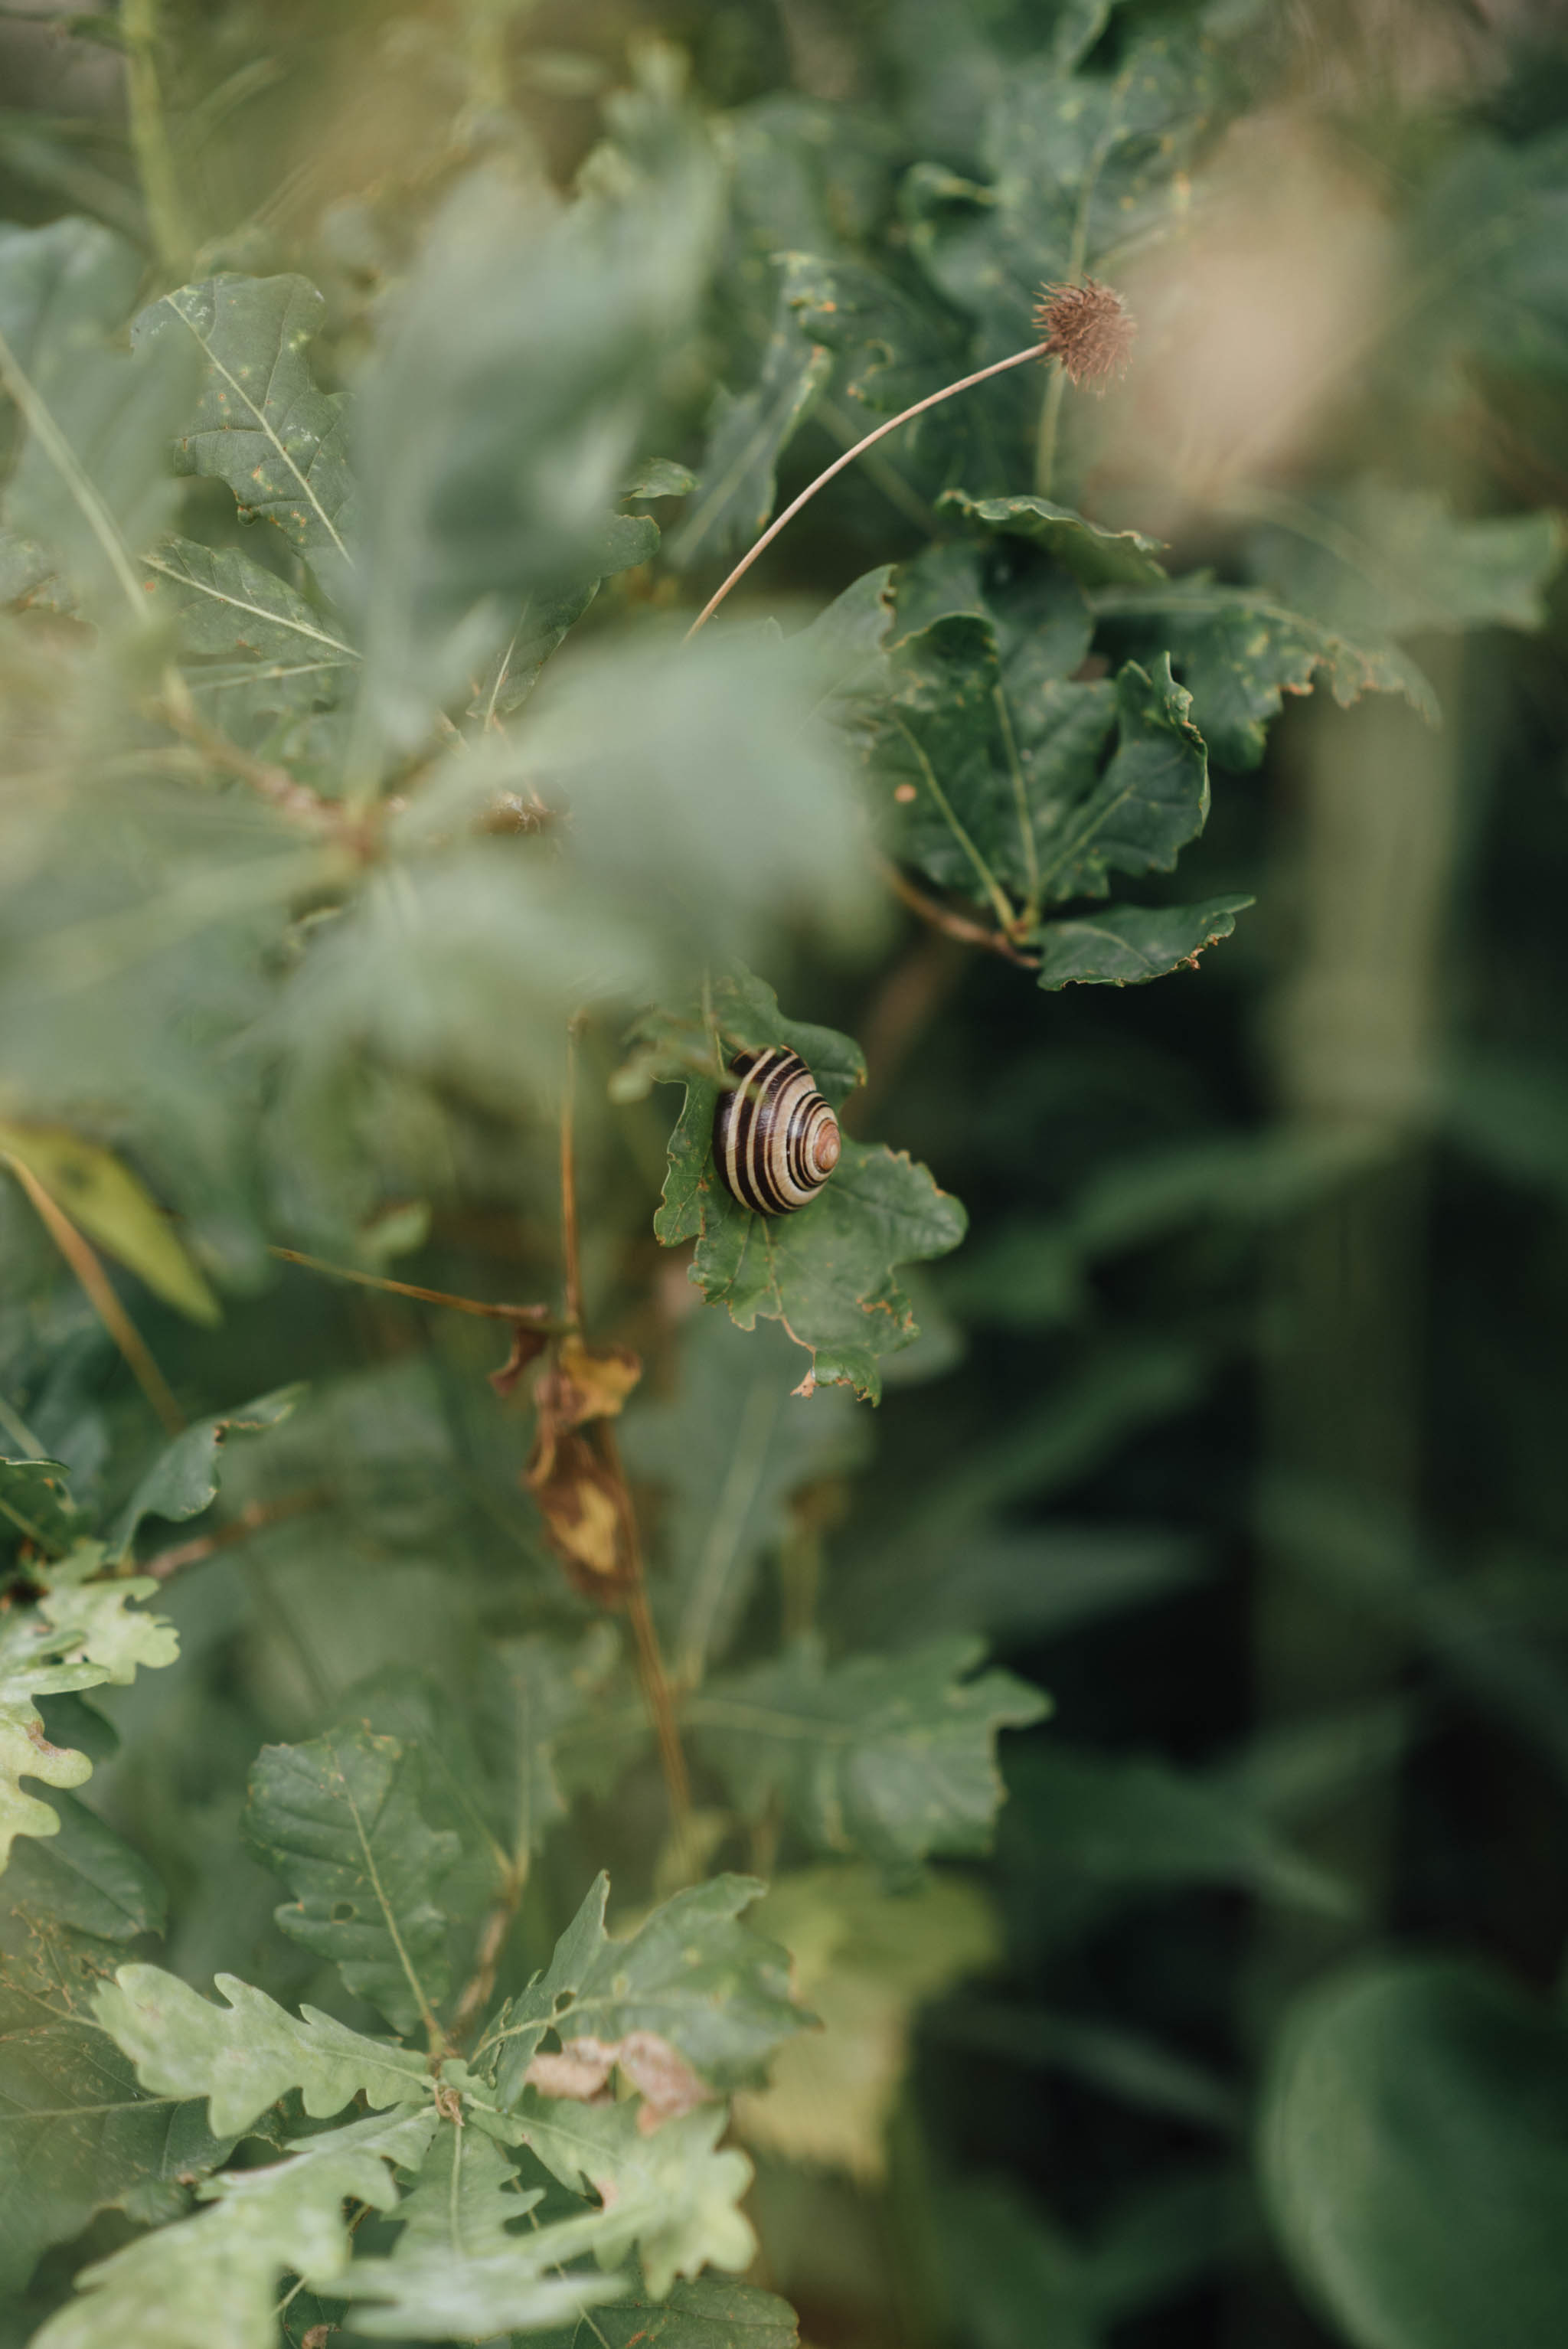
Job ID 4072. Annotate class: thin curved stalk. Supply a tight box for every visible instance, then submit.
[684,343,1049,640]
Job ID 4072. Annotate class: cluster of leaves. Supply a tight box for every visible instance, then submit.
[2,2,1568,2348]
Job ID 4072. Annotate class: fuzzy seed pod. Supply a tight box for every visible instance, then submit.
[1034,278,1137,390]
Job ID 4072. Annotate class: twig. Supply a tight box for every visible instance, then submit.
[449,1864,525,2044]
[158,678,354,835]
[844,927,966,1135]
[269,1247,566,1329]
[557,1022,692,1856]
[683,344,1048,640]
[2,1154,184,1436]
[874,854,1040,965]
[133,1485,332,1583]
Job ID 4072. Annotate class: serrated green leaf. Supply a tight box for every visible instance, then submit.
[942,490,1167,590]
[1261,1962,1568,2349]
[690,1635,1048,1867]
[108,1384,302,1559]
[903,32,1227,354]
[1086,583,1432,770]
[478,1871,808,2109]
[530,2275,801,2349]
[0,1121,221,1326]
[95,1965,431,2138]
[621,1312,871,1682]
[504,2099,757,2298]
[644,972,962,1402]
[31,2104,436,2349]
[1032,895,1253,988]
[0,1572,176,1872]
[243,1722,461,2036]
[668,276,831,570]
[143,534,358,741]
[333,2121,623,2339]
[0,1923,234,2295]
[132,273,354,581]
[0,217,201,616]
[4,1789,165,1939]
[0,1455,79,1555]
[1031,657,1209,905]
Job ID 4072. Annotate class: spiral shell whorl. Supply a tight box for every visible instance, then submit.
[713,1047,841,1216]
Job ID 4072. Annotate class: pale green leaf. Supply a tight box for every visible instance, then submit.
[504,2098,757,2298]
[132,273,354,580]
[95,1965,431,2138]
[529,2276,800,2349]
[30,2105,436,2349]
[333,2122,623,2339]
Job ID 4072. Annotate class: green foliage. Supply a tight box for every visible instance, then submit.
[691,1635,1048,1867]
[243,1722,462,2036]
[1261,1962,1568,2349]
[1,5,1566,2347]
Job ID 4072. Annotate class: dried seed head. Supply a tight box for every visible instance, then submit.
[1034,277,1137,390]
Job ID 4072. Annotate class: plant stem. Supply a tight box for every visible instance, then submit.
[684,343,1048,640]
[270,1246,564,1328]
[557,1022,692,1856]
[2,1154,184,1436]
[132,1485,333,1582]
[121,0,191,274]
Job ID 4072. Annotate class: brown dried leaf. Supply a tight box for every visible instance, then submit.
[524,2030,712,2132]
[488,1315,553,1397]
[524,1429,627,1589]
[540,1338,642,1431]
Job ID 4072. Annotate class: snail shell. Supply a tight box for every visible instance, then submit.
[712,1047,841,1216]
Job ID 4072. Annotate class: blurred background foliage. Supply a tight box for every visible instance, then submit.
[4,0,1568,2345]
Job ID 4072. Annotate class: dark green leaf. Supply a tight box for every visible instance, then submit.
[668,278,831,570]
[0,1455,79,1555]
[1032,895,1253,988]
[942,490,1167,590]
[109,1384,302,1560]
[1031,658,1209,905]
[243,1722,462,2036]
[529,2275,800,2349]
[1261,1961,1568,2349]
[0,1923,234,2296]
[3,1791,165,1940]
[626,458,697,498]
[691,1635,1048,1867]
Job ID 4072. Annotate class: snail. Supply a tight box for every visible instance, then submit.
[712,1047,841,1216]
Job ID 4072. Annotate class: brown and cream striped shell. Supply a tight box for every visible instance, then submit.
[712,1047,841,1216]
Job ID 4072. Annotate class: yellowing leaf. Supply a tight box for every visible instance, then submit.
[0,1123,220,1325]
[732,1867,998,2182]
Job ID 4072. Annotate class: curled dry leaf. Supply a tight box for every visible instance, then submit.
[487,1309,557,1397]
[524,2030,711,2132]
[524,1338,644,1596]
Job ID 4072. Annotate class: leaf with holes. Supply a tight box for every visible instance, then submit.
[243,1723,462,2037]
[132,273,355,584]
